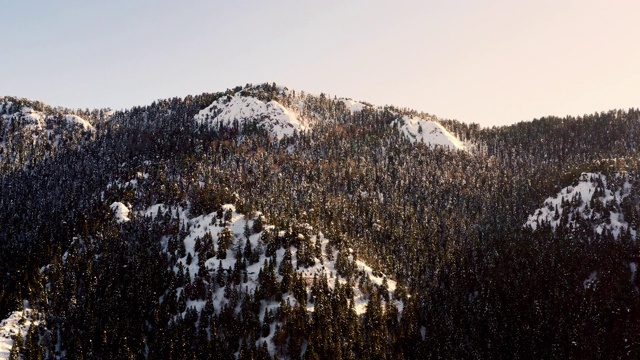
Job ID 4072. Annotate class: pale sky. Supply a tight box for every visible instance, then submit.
[1,0,638,127]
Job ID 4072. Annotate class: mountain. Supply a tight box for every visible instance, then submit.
[195,86,466,149]
[0,83,639,359]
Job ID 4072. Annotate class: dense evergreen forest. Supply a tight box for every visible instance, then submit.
[0,83,638,359]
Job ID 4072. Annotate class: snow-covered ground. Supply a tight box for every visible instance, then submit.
[0,308,39,360]
[110,202,131,223]
[526,171,639,293]
[192,87,469,154]
[0,102,96,162]
[195,95,308,139]
[392,115,466,151]
[15,107,46,131]
[340,98,369,113]
[526,172,634,239]
[129,201,402,354]
[0,106,95,133]
[62,114,95,131]
[136,203,400,315]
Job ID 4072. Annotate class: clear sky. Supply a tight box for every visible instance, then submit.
[1,0,638,127]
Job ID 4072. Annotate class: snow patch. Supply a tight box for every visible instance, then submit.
[340,98,368,113]
[3,107,95,132]
[0,308,39,359]
[392,115,466,150]
[195,95,308,139]
[136,203,400,321]
[63,114,95,132]
[526,172,634,240]
[18,107,46,131]
[110,202,131,223]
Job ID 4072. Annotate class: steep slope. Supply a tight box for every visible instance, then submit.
[99,197,400,355]
[526,171,639,240]
[525,170,639,296]
[0,97,99,172]
[340,98,370,113]
[0,100,96,133]
[0,308,39,359]
[392,115,466,150]
[195,95,308,139]
[193,86,467,151]
[60,114,95,132]
[136,203,399,311]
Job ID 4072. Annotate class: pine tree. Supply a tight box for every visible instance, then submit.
[9,330,24,360]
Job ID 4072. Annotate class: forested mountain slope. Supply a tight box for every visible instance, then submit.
[0,83,638,359]
[0,97,107,173]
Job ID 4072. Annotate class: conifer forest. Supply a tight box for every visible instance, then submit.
[0,83,638,359]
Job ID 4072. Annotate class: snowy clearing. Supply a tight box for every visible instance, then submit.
[526,172,635,239]
[0,308,39,360]
[340,98,369,113]
[392,115,466,150]
[195,95,308,140]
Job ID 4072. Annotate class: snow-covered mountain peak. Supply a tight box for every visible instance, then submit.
[195,95,308,139]
[392,115,466,151]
